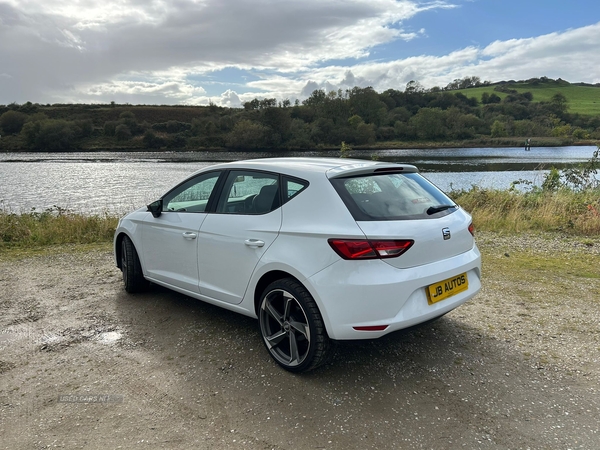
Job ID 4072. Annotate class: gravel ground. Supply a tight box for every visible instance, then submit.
[0,233,599,449]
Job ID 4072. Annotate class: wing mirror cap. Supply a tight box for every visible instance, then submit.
[147,199,162,218]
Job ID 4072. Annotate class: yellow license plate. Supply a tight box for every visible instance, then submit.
[426,273,468,305]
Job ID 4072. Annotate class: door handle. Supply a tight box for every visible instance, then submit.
[245,239,265,248]
[182,232,197,240]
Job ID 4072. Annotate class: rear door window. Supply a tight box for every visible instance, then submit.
[215,171,280,214]
[331,172,456,220]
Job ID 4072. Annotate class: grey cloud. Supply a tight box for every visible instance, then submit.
[3,1,598,106]
[300,81,321,97]
[0,0,417,103]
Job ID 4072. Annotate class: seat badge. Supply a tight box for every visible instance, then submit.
[442,227,451,240]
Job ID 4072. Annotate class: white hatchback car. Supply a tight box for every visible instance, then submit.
[114,158,481,372]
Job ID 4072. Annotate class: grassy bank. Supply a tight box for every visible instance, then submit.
[2,187,600,257]
[453,188,600,235]
[0,206,118,254]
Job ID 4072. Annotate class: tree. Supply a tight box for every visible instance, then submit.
[409,108,447,140]
[446,76,483,90]
[482,93,501,104]
[490,120,508,137]
[348,114,364,129]
[550,92,568,115]
[143,130,166,149]
[302,89,327,108]
[348,87,388,126]
[258,98,277,109]
[261,107,292,142]
[115,124,132,141]
[355,122,376,145]
[226,120,269,149]
[21,119,77,150]
[104,121,118,136]
[405,80,424,94]
[244,98,260,110]
[0,110,28,134]
[287,119,313,149]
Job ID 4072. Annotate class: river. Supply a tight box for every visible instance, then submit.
[0,146,596,214]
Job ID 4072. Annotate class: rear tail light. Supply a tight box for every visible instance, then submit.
[468,222,475,236]
[328,239,414,260]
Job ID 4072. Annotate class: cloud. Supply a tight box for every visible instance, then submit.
[242,22,600,101]
[219,90,242,108]
[0,0,451,104]
[0,1,599,106]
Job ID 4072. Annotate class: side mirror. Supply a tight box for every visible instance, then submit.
[147,199,163,218]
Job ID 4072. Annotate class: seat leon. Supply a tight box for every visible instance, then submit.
[114,158,481,372]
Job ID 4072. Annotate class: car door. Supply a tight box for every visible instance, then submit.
[197,170,282,304]
[141,171,222,293]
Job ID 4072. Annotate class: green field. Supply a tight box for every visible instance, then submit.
[457,81,600,116]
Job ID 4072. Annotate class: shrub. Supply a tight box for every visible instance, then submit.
[0,110,28,134]
[104,121,118,136]
[225,120,269,149]
[143,130,166,148]
[21,119,77,150]
[115,124,132,141]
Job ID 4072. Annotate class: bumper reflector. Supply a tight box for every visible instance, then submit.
[353,325,389,331]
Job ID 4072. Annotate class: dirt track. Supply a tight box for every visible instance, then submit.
[1,235,599,449]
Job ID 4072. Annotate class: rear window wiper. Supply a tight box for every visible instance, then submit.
[427,204,456,215]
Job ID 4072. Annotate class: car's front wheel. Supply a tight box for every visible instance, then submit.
[121,235,146,293]
[258,278,332,373]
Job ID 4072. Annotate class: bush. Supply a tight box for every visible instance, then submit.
[74,119,94,138]
[21,119,77,150]
[166,134,187,148]
[104,121,118,136]
[491,120,508,137]
[115,124,132,141]
[225,120,269,149]
[143,130,166,149]
[151,121,191,134]
[0,110,28,134]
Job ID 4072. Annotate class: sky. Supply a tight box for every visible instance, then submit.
[1,0,599,107]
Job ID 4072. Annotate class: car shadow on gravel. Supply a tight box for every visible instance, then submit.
[106,283,600,449]
[113,283,472,375]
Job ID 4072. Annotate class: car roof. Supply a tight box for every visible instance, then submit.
[205,157,418,179]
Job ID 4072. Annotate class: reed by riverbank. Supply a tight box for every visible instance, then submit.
[0,206,118,250]
[453,188,600,235]
[1,187,599,254]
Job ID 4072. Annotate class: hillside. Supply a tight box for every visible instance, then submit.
[456,78,600,116]
[1,77,599,152]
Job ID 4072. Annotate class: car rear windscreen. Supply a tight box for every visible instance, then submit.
[330,172,457,221]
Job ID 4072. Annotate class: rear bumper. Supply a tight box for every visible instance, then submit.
[305,245,481,340]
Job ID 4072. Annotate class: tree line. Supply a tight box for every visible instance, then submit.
[1,77,599,152]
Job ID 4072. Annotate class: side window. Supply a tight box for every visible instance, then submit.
[284,177,309,203]
[216,171,280,214]
[163,171,221,213]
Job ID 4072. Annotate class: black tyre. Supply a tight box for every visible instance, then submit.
[121,235,146,293]
[258,278,332,373]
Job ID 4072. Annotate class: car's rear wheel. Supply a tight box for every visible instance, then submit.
[121,235,146,293]
[258,278,332,373]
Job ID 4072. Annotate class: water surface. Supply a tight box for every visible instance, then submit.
[0,146,595,214]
